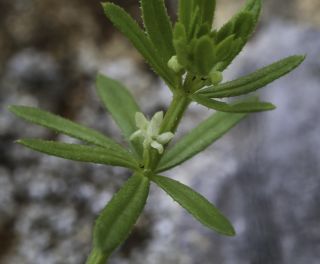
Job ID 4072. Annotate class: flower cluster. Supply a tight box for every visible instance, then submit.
[130,112,174,154]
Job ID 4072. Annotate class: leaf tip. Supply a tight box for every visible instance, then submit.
[16,138,33,147]
[101,1,111,10]
[217,218,236,237]
[15,139,24,145]
[289,54,306,67]
[96,73,108,88]
[96,72,104,81]
[268,103,277,111]
[298,54,307,63]
[7,105,17,114]
[225,225,237,237]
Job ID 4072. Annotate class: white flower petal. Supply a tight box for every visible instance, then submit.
[157,132,174,144]
[149,111,163,136]
[151,140,164,154]
[135,112,149,130]
[129,130,143,141]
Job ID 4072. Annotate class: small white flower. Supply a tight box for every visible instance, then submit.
[130,111,174,154]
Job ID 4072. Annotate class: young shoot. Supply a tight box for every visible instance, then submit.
[9,0,304,263]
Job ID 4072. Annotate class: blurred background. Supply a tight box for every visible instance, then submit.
[0,0,320,263]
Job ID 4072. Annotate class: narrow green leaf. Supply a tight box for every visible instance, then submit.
[102,3,176,88]
[226,0,261,64]
[178,0,194,34]
[191,95,276,113]
[244,0,262,21]
[18,139,139,169]
[215,0,262,70]
[8,105,125,153]
[188,6,201,39]
[173,23,189,66]
[174,39,189,67]
[217,0,261,42]
[194,36,215,76]
[196,0,216,26]
[157,111,246,172]
[233,12,255,39]
[86,248,108,264]
[210,29,218,39]
[141,0,175,61]
[96,74,143,158]
[199,55,306,98]
[215,34,235,62]
[93,173,150,256]
[216,20,235,43]
[173,22,187,41]
[217,38,244,71]
[188,38,200,73]
[197,23,211,37]
[152,175,235,236]
[187,0,216,37]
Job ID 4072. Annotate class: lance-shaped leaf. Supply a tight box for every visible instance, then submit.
[217,0,260,42]
[8,105,126,153]
[215,34,235,62]
[197,23,211,38]
[96,74,143,158]
[218,38,244,71]
[102,3,176,88]
[18,139,139,169]
[85,248,108,264]
[216,0,261,70]
[198,55,306,98]
[194,36,216,76]
[157,111,246,172]
[196,0,216,26]
[188,6,201,39]
[92,173,150,258]
[191,95,276,113]
[151,175,235,236]
[244,0,262,20]
[173,22,189,67]
[233,12,255,39]
[215,19,234,43]
[141,0,175,62]
[178,0,194,35]
[187,0,216,37]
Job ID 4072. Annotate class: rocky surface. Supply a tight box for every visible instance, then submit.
[1,1,320,264]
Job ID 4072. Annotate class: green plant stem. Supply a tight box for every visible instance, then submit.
[161,92,190,134]
[86,248,109,264]
[147,89,191,172]
[143,146,152,173]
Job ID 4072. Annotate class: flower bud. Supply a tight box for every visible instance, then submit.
[209,69,223,85]
[168,55,184,73]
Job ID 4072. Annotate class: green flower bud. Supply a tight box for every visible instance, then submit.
[168,55,184,73]
[209,69,223,85]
